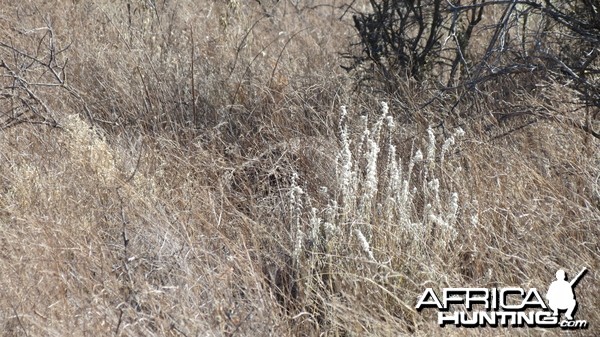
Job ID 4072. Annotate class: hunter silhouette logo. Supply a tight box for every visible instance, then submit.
[416,267,589,329]
[546,268,587,321]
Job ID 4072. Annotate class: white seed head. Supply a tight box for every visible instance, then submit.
[354,229,375,261]
[426,126,436,163]
[413,149,423,162]
[381,101,389,116]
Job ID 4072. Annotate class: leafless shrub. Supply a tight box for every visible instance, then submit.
[0,21,65,129]
[346,0,599,140]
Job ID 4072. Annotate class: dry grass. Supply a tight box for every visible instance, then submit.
[0,1,598,336]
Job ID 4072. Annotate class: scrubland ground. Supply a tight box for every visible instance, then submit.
[0,1,598,336]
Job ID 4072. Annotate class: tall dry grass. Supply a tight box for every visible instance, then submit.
[0,1,598,336]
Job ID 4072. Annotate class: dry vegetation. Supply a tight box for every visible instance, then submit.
[0,1,598,336]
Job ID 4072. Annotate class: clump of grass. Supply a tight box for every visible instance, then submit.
[0,1,598,336]
[282,102,467,333]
